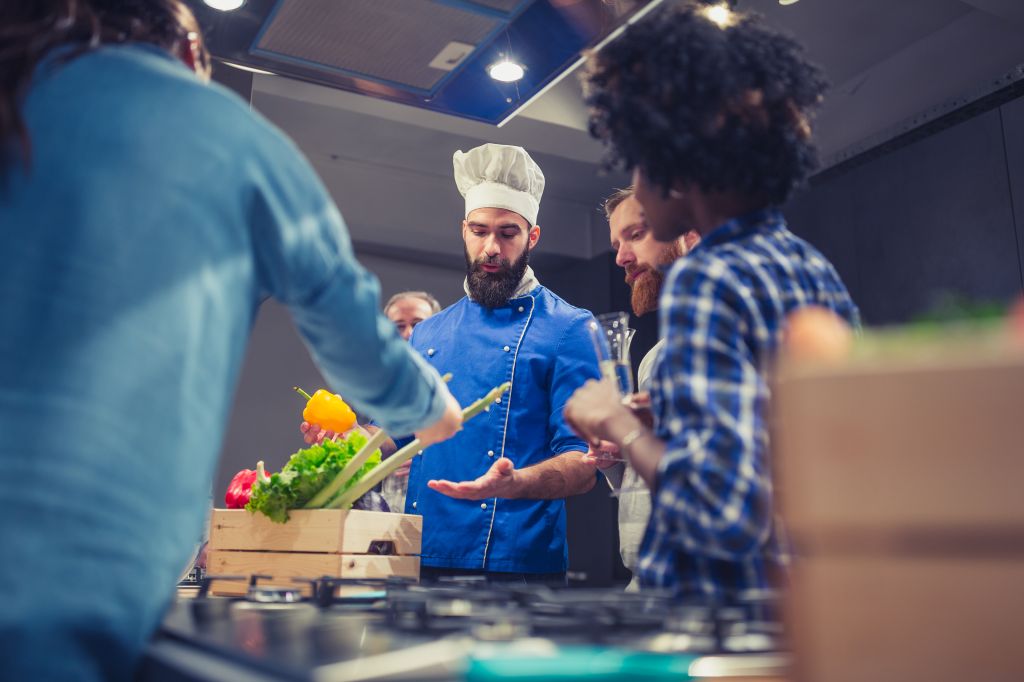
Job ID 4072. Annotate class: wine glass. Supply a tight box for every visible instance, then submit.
[587,311,636,397]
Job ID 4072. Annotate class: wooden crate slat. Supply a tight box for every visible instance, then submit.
[208,550,420,596]
[208,508,421,554]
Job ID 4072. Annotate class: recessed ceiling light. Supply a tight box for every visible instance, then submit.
[700,3,737,29]
[219,60,275,76]
[203,0,245,11]
[779,0,800,5]
[488,60,525,83]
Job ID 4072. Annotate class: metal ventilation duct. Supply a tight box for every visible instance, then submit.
[188,0,661,125]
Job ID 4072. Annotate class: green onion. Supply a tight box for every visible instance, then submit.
[327,381,511,509]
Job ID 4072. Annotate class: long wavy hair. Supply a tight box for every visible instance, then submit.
[0,0,210,171]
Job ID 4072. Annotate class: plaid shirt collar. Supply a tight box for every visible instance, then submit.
[690,207,785,254]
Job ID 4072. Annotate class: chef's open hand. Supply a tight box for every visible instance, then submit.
[415,388,462,448]
[563,378,631,446]
[428,457,517,500]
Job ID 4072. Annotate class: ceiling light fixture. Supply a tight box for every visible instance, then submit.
[700,3,737,29]
[219,60,275,76]
[488,59,525,83]
[203,0,245,11]
[779,0,800,5]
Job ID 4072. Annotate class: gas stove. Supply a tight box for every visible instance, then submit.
[139,573,789,681]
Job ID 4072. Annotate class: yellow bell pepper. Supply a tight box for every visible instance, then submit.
[294,387,356,434]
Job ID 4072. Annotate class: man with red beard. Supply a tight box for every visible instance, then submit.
[590,187,699,589]
[396,143,602,582]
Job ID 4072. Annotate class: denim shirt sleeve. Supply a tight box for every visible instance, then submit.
[244,125,447,436]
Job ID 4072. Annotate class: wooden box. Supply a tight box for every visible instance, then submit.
[776,350,1024,541]
[207,509,421,596]
[774,340,1024,682]
[788,556,1024,682]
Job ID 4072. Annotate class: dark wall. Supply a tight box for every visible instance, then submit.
[210,61,253,102]
[1003,96,1024,292]
[785,99,1024,325]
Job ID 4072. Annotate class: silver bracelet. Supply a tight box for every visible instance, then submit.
[620,427,647,451]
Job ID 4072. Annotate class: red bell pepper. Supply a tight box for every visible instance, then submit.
[225,462,269,509]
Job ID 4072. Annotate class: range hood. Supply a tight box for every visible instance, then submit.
[188,0,662,125]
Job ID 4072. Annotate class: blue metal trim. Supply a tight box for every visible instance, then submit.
[249,0,285,54]
[425,19,512,97]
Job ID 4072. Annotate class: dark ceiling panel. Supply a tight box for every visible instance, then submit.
[748,0,971,87]
[254,0,499,93]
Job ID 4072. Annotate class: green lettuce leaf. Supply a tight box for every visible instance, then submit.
[245,432,381,523]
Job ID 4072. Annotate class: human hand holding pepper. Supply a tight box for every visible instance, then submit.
[295,387,358,444]
[300,420,335,445]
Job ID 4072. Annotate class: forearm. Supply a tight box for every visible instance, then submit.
[601,412,665,490]
[292,268,447,436]
[511,452,596,499]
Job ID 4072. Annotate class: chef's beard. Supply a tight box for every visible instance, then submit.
[628,241,684,317]
[465,244,531,309]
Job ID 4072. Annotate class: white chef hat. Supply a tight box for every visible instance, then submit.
[453,143,545,226]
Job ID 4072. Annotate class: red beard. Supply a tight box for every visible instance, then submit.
[626,241,685,316]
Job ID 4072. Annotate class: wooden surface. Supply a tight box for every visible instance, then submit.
[775,343,1024,682]
[789,556,1024,682]
[207,551,420,596]
[208,508,422,554]
[776,349,1024,540]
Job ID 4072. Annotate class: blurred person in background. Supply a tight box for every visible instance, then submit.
[565,2,859,602]
[382,290,442,509]
[588,186,698,590]
[385,290,441,341]
[0,1,460,679]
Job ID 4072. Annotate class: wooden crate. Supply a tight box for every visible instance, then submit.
[207,509,421,596]
[774,340,1024,682]
[787,556,1024,682]
[776,350,1024,540]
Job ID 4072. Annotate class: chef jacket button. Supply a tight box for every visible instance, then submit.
[487,450,494,457]
[427,348,435,357]
[480,503,487,510]
[517,306,524,313]
[495,397,502,404]
[503,345,510,352]
[412,501,417,509]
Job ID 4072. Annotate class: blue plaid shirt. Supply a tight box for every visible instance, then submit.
[639,208,859,601]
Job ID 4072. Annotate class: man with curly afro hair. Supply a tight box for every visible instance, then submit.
[564,2,860,601]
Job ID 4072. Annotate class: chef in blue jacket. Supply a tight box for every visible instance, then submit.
[409,143,601,582]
